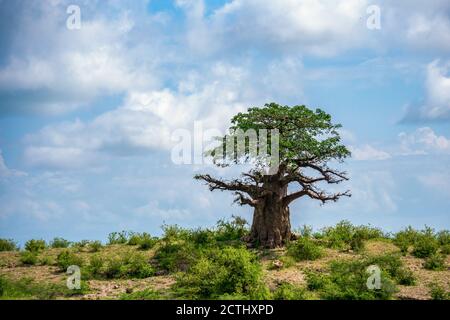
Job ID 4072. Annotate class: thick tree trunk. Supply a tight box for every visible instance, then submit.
[247,183,292,248]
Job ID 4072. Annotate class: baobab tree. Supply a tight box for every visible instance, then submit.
[195,103,351,248]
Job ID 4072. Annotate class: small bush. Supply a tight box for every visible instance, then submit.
[429,282,449,300]
[72,240,91,248]
[56,250,83,271]
[154,241,199,273]
[107,231,130,245]
[412,236,439,258]
[287,237,323,261]
[215,216,249,242]
[272,283,310,300]
[423,253,446,271]
[366,253,415,286]
[188,228,216,246]
[393,226,421,254]
[120,288,163,300]
[436,230,450,246]
[50,237,71,248]
[0,239,18,251]
[104,253,154,279]
[349,231,365,253]
[0,276,89,299]
[318,260,397,300]
[20,251,38,265]
[138,233,158,250]
[305,272,331,291]
[24,239,46,252]
[440,244,450,255]
[175,246,269,299]
[87,255,104,278]
[89,241,103,252]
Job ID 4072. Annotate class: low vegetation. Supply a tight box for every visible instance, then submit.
[0,218,449,300]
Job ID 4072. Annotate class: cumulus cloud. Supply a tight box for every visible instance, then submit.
[0,150,26,177]
[402,60,450,121]
[398,127,450,155]
[0,0,163,115]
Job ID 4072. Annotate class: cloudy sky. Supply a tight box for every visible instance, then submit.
[0,0,449,244]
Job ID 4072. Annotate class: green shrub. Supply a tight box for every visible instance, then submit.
[138,233,158,250]
[72,240,91,248]
[87,255,104,278]
[440,244,450,255]
[188,228,216,246]
[320,220,354,249]
[287,237,323,261]
[50,237,71,248]
[436,230,450,246]
[39,255,54,266]
[393,226,421,254]
[296,225,313,238]
[318,259,397,300]
[423,253,446,271]
[349,230,365,253]
[366,253,415,286]
[24,239,46,252]
[215,216,249,242]
[20,251,38,265]
[272,283,310,300]
[305,271,331,291]
[120,288,164,300]
[394,268,416,286]
[56,250,83,271]
[0,276,88,299]
[0,239,18,251]
[89,241,103,252]
[154,241,199,273]
[104,253,154,279]
[176,246,269,299]
[429,282,449,300]
[107,231,130,245]
[412,236,439,258]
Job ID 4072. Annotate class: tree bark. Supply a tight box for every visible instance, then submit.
[247,184,292,248]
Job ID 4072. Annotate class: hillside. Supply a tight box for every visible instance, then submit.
[0,219,449,300]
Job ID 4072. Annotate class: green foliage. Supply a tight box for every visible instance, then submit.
[423,253,446,271]
[429,282,449,300]
[412,235,439,258]
[272,283,310,300]
[134,233,158,250]
[175,246,269,299]
[20,251,38,265]
[120,288,164,300]
[56,250,83,271]
[287,237,323,261]
[154,241,198,273]
[215,216,249,242]
[440,244,450,255]
[24,239,46,252]
[102,253,154,279]
[436,230,450,246]
[366,254,415,286]
[0,239,18,251]
[0,276,88,299]
[211,103,350,165]
[107,231,131,245]
[50,237,71,248]
[89,240,103,252]
[72,240,91,248]
[307,258,397,300]
[318,220,383,251]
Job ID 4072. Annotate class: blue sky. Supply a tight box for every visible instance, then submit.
[0,0,450,245]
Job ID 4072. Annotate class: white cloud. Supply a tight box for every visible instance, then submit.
[0,150,26,177]
[398,127,450,155]
[350,144,391,161]
[418,172,450,196]
[420,60,450,120]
